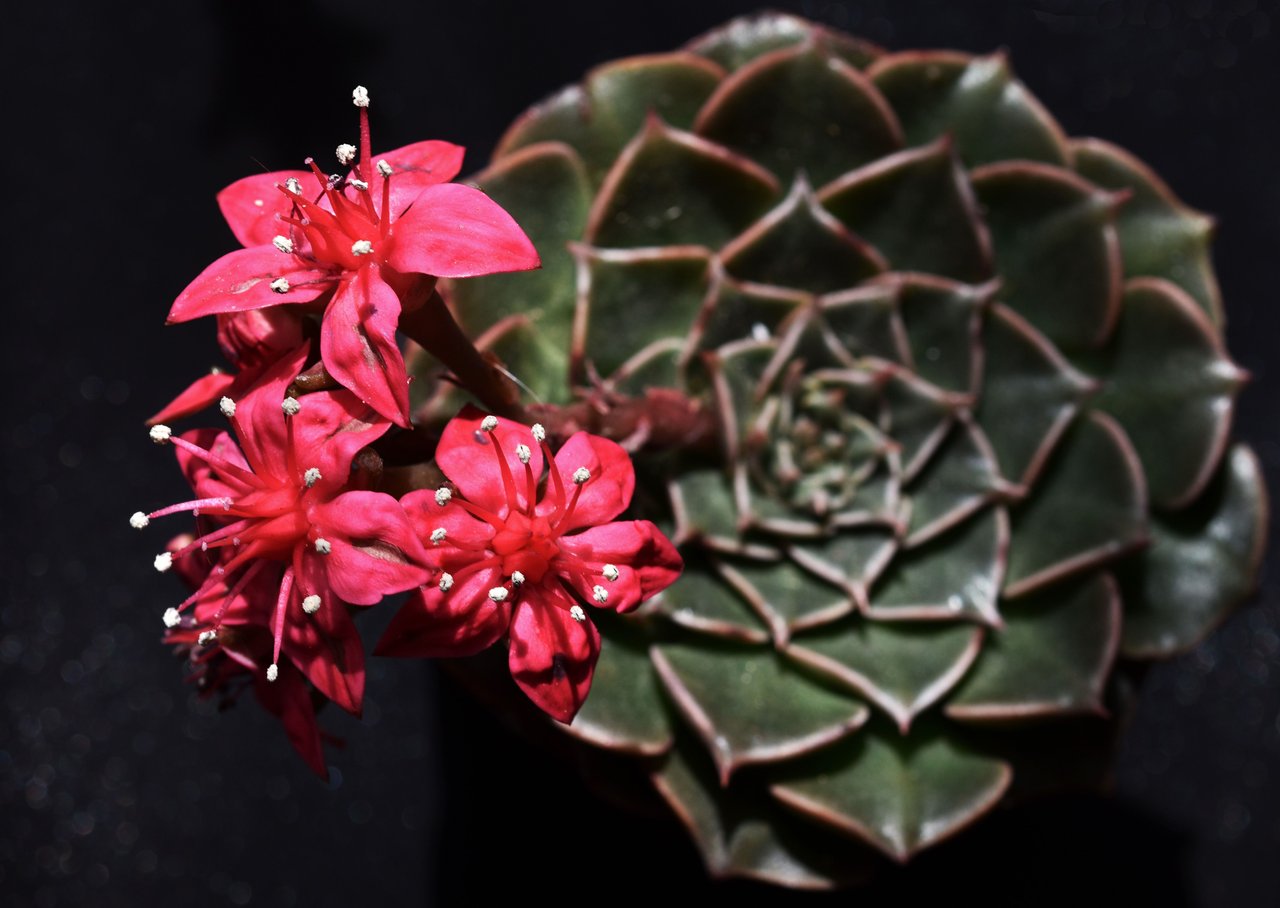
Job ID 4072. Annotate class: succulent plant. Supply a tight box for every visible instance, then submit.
[413,13,1267,887]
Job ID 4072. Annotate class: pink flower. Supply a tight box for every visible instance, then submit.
[376,409,684,723]
[138,344,430,691]
[166,86,540,427]
[163,534,335,776]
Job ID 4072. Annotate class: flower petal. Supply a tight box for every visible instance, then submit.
[216,308,306,370]
[374,571,509,659]
[507,584,601,723]
[176,428,253,502]
[384,182,540,278]
[369,140,466,216]
[168,245,331,324]
[253,663,328,778]
[229,344,310,476]
[307,491,431,604]
[400,490,497,559]
[149,371,237,425]
[435,406,546,515]
[217,170,313,248]
[546,432,636,529]
[319,266,411,427]
[558,520,684,613]
[283,586,365,716]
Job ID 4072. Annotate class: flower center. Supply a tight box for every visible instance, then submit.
[491,512,561,583]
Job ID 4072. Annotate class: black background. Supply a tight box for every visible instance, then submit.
[4,1,1279,905]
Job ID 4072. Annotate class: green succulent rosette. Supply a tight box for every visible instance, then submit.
[414,13,1268,887]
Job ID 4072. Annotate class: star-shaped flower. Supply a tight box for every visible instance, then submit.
[166,86,539,426]
[376,409,684,722]
[136,344,430,690]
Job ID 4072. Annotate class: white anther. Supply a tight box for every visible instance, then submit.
[488,586,509,602]
[130,511,150,530]
[438,572,454,592]
[266,663,279,682]
[377,159,393,177]
[570,605,586,623]
[302,595,322,615]
[352,85,370,108]
[285,177,303,195]
[516,444,531,464]
[531,423,546,443]
[351,239,373,256]
[592,585,609,604]
[272,235,294,254]
[511,571,525,586]
[281,397,302,416]
[304,467,322,488]
[198,629,218,646]
[435,487,452,506]
[162,608,180,628]
[336,143,357,165]
[154,552,173,572]
[349,178,369,191]
[314,538,332,554]
[149,424,172,444]
[270,278,291,293]
[219,396,237,418]
[602,564,620,582]
[430,527,447,544]
[480,415,499,432]
[573,467,591,485]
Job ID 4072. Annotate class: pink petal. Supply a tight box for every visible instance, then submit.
[283,586,365,716]
[368,141,466,216]
[435,406,546,515]
[307,491,431,604]
[558,520,684,613]
[230,344,311,476]
[253,664,328,778]
[149,371,237,425]
[216,308,306,370]
[384,182,540,279]
[319,266,411,427]
[546,432,636,529]
[374,571,509,659]
[217,169,312,248]
[286,389,389,496]
[168,246,332,324]
[176,428,253,502]
[507,584,600,723]
[400,491,497,559]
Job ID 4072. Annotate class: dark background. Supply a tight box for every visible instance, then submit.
[4,1,1278,904]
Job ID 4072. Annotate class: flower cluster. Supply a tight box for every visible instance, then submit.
[137,87,682,771]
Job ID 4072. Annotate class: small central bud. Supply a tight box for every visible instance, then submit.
[303,467,322,488]
[335,143,357,165]
[351,240,373,256]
